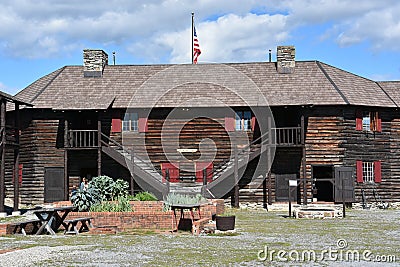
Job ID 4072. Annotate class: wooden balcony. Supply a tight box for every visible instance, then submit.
[66,130,99,148]
[271,127,302,146]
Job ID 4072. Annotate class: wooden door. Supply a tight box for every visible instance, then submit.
[275,174,297,202]
[44,167,65,203]
[334,166,355,203]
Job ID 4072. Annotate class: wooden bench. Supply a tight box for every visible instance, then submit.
[13,219,42,236]
[64,217,93,235]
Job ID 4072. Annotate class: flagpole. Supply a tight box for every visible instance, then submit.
[191,12,194,64]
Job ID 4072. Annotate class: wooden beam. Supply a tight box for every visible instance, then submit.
[301,115,307,205]
[97,117,102,176]
[13,103,20,211]
[64,119,69,200]
[233,144,239,208]
[130,148,134,195]
[267,116,272,205]
[0,100,5,212]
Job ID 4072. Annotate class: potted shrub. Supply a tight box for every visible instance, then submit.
[215,210,236,231]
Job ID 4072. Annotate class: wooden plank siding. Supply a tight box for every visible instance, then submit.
[341,108,394,202]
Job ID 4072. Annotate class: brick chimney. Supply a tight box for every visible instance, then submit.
[276,46,295,74]
[83,49,108,77]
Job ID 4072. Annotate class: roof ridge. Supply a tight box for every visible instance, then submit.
[29,66,66,103]
[376,82,398,107]
[316,61,350,105]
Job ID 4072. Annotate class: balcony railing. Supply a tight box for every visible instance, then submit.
[67,130,98,148]
[271,127,302,146]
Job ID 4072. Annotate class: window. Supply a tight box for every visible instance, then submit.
[356,160,382,183]
[362,112,371,131]
[356,111,381,132]
[235,111,252,131]
[122,112,138,132]
[362,162,374,183]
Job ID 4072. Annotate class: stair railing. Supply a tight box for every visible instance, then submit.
[100,132,161,176]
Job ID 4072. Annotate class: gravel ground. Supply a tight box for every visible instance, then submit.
[0,208,399,266]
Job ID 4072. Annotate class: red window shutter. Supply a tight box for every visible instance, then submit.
[374,161,382,183]
[356,160,363,183]
[161,163,180,183]
[376,112,382,132]
[355,110,363,131]
[251,116,256,131]
[225,117,235,132]
[111,118,122,133]
[138,117,148,133]
[195,162,213,183]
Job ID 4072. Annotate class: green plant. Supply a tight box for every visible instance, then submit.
[71,188,98,211]
[111,179,129,199]
[163,193,207,210]
[90,196,133,212]
[89,176,129,201]
[131,191,158,201]
[89,176,114,201]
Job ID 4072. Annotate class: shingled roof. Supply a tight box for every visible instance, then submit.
[16,61,398,109]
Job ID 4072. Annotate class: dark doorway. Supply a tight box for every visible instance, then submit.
[44,167,65,203]
[312,165,334,202]
[275,174,297,202]
[80,168,97,181]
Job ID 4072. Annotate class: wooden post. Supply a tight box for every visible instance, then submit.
[97,118,102,176]
[301,115,307,205]
[203,168,207,186]
[263,174,268,210]
[166,168,170,194]
[130,148,135,195]
[13,103,20,211]
[267,116,272,205]
[233,144,239,208]
[288,183,292,217]
[64,119,69,200]
[0,100,6,212]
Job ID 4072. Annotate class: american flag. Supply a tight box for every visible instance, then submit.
[193,26,201,64]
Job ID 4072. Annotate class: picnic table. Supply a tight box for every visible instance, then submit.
[33,206,75,235]
[170,203,201,233]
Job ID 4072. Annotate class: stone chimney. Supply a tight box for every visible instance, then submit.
[83,49,108,77]
[276,46,295,74]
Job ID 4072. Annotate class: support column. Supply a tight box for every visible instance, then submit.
[97,117,102,176]
[130,148,135,195]
[263,174,267,210]
[301,115,307,205]
[233,144,239,208]
[267,116,272,205]
[0,100,6,212]
[64,119,69,200]
[13,103,20,211]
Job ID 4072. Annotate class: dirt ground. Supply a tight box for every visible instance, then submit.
[0,208,398,266]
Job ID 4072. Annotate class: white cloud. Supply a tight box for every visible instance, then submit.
[159,13,289,63]
[1,0,400,62]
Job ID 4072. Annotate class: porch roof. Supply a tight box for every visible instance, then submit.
[15,61,398,110]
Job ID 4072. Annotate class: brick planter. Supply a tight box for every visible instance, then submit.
[66,199,224,233]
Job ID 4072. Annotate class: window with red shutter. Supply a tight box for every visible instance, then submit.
[111,118,122,133]
[356,160,363,183]
[224,117,235,132]
[374,161,382,183]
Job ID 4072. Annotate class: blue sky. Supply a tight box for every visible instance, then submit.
[1,0,400,95]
